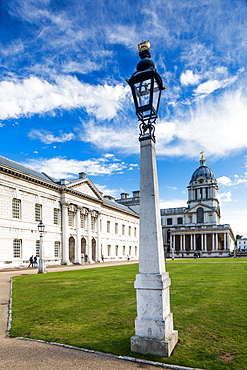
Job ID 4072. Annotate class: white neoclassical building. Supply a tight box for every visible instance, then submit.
[161,154,235,257]
[0,156,139,269]
[117,154,235,258]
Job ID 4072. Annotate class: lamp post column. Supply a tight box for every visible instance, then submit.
[127,41,178,357]
[38,221,47,274]
[130,138,178,357]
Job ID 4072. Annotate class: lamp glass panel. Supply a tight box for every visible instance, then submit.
[152,79,160,113]
[38,222,45,233]
[133,78,152,108]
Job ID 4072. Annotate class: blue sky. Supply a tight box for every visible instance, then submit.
[0,0,247,236]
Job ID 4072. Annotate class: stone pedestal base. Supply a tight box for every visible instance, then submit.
[131,330,178,357]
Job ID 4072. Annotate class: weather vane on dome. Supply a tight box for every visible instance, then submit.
[200,151,205,160]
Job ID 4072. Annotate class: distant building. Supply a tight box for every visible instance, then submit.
[0,156,139,269]
[117,154,235,258]
[161,154,235,257]
[237,237,247,251]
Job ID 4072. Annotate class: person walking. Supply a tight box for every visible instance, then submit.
[28,255,34,267]
[33,255,38,267]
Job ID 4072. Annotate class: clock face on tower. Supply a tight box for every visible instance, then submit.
[198,179,204,183]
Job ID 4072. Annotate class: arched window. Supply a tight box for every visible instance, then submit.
[197,207,204,224]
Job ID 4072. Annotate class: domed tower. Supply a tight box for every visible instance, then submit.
[187,153,220,224]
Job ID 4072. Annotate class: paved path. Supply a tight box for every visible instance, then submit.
[0,262,174,370]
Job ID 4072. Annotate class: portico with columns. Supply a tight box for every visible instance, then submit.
[0,155,139,269]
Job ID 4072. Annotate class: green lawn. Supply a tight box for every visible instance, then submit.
[10,261,247,370]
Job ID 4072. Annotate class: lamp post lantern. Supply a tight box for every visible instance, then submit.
[38,220,47,274]
[127,42,178,357]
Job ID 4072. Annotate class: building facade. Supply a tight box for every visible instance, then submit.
[237,237,247,251]
[117,154,235,258]
[161,155,235,257]
[0,156,139,269]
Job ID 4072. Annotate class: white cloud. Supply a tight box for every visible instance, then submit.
[217,174,247,187]
[217,176,232,186]
[221,209,247,236]
[160,198,187,209]
[28,130,75,144]
[22,155,135,179]
[218,191,232,203]
[155,86,247,158]
[194,76,238,96]
[79,119,139,152]
[180,70,201,86]
[166,186,177,190]
[0,76,128,121]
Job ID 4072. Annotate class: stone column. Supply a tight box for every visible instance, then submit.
[204,234,207,251]
[215,233,218,250]
[201,234,204,251]
[190,235,193,251]
[193,234,196,250]
[97,212,101,262]
[180,235,182,252]
[87,210,92,262]
[171,234,175,259]
[224,232,227,250]
[227,232,230,251]
[212,233,215,250]
[182,234,185,251]
[131,139,178,357]
[61,201,69,264]
[75,207,81,264]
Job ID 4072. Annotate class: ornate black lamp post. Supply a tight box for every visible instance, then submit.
[38,220,47,274]
[126,41,165,142]
[127,42,178,357]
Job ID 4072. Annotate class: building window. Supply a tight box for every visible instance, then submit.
[128,226,131,236]
[115,245,118,256]
[129,246,131,256]
[54,241,60,258]
[135,246,137,256]
[12,199,21,219]
[167,218,172,225]
[134,227,137,238]
[177,217,183,225]
[107,221,110,233]
[115,223,118,234]
[80,214,86,228]
[91,216,96,231]
[13,239,21,258]
[123,245,125,256]
[107,245,111,257]
[35,203,42,222]
[197,207,204,223]
[54,208,59,225]
[36,240,40,257]
[122,224,125,235]
[68,211,74,227]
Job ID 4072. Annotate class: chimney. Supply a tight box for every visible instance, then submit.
[132,190,140,198]
[120,193,129,200]
[60,179,70,185]
[79,172,86,179]
[104,195,115,201]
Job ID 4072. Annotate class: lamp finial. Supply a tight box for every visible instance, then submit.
[138,41,151,53]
